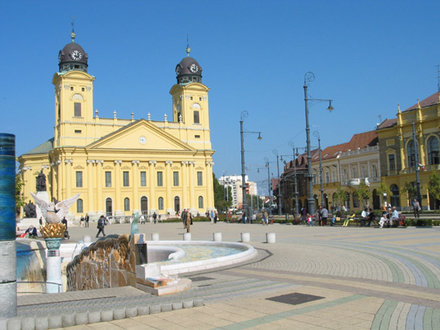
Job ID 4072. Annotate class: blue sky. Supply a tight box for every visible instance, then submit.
[1,1,439,194]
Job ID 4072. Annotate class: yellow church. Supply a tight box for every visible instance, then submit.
[18,31,215,219]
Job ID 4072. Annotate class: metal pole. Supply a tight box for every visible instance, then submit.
[318,137,324,207]
[412,123,422,207]
[293,147,299,217]
[266,161,271,215]
[304,81,315,215]
[276,154,282,215]
[240,120,248,218]
[0,133,17,318]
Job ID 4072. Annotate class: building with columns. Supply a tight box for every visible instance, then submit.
[18,31,215,219]
[377,92,440,210]
[279,130,380,212]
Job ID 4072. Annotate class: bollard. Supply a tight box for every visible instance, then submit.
[183,232,191,241]
[241,232,250,242]
[151,233,160,241]
[266,232,276,243]
[0,133,17,318]
[213,232,222,242]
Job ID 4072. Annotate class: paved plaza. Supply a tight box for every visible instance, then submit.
[22,222,440,329]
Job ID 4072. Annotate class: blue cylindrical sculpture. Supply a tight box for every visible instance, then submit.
[0,133,16,240]
[0,133,16,318]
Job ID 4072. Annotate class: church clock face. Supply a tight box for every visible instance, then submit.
[71,50,82,61]
[190,63,198,73]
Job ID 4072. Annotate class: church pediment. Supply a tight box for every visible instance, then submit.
[87,119,195,152]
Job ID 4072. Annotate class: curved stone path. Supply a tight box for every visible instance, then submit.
[15,223,440,329]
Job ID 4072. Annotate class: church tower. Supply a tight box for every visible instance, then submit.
[52,30,95,148]
[170,45,211,138]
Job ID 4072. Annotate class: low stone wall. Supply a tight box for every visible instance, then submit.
[66,234,137,291]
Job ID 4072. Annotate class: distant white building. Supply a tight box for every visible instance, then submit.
[218,175,258,209]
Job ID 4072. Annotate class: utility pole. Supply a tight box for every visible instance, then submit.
[412,122,422,207]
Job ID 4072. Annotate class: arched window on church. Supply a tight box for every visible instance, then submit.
[198,196,204,209]
[158,197,164,210]
[194,111,200,124]
[427,136,439,165]
[77,199,83,213]
[390,184,400,207]
[124,198,130,212]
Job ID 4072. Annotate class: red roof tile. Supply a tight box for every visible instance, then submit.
[313,130,378,163]
[377,118,397,129]
[405,92,440,111]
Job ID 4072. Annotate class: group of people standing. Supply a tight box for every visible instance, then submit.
[304,206,329,226]
[379,205,403,228]
[139,212,158,224]
[181,209,193,232]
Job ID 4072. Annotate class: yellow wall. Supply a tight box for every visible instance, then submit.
[19,64,215,219]
[378,99,440,209]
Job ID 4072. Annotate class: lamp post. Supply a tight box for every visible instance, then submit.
[314,131,324,207]
[292,147,299,217]
[240,111,262,222]
[303,72,333,215]
[273,150,282,215]
[412,122,422,207]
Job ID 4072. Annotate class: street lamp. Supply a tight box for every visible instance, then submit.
[313,131,324,207]
[240,111,262,222]
[285,144,300,217]
[273,150,283,215]
[304,72,333,216]
[412,122,422,207]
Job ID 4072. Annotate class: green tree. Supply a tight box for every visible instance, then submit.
[377,182,391,206]
[355,182,371,208]
[246,194,262,210]
[428,172,440,202]
[401,181,417,205]
[16,175,26,215]
[333,186,347,208]
[213,173,231,211]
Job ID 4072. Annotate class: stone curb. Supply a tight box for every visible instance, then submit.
[4,298,203,329]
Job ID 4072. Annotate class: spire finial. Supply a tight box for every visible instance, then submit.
[186,34,191,56]
[71,17,76,42]
[398,104,401,113]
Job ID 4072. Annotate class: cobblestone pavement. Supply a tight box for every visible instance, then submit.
[52,223,440,328]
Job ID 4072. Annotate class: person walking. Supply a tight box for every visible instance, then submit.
[360,208,369,227]
[181,209,187,229]
[412,198,421,218]
[62,217,70,239]
[85,214,89,228]
[320,206,328,226]
[185,210,192,233]
[96,215,106,238]
[153,212,157,224]
[391,207,399,227]
[367,208,375,227]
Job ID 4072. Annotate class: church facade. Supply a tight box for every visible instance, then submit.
[18,31,215,219]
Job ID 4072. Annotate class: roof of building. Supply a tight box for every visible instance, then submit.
[405,91,440,111]
[176,56,202,76]
[23,138,54,155]
[377,118,397,129]
[313,130,378,162]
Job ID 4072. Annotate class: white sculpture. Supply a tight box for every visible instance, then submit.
[31,192,80,224]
